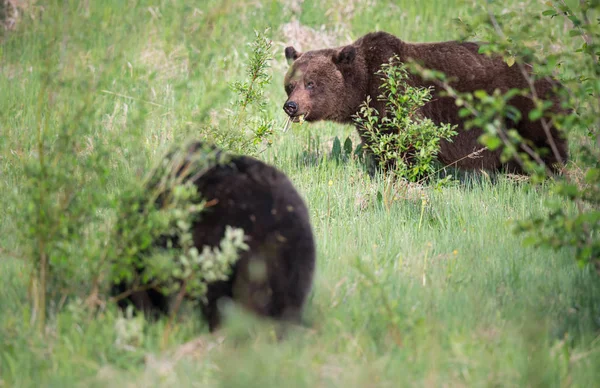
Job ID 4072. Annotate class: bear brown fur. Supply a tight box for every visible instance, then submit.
[282,31,568,173]
[112,142,316,332]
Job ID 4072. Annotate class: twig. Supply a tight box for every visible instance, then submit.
[108,280,162,303]
[161,277,190,348]
[485,4,565,168]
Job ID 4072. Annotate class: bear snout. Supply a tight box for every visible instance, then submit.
[283,101,298,116]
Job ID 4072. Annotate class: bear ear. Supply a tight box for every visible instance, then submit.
[333,45,356,66]
[285,46,301,65]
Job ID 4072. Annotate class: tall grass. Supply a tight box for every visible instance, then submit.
[1,0,599,387]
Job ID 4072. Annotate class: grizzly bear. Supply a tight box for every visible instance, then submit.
[112,141,316,332]
[283,31,568,174]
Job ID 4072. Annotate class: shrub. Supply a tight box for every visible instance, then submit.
[110,143,249,313]
[352,57,457,182]
[4,17,275,331]
[412,1,600,271]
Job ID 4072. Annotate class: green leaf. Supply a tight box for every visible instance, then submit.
[480,134,502,150]
[473,90,488,100]
[557,183,580,198]
[343,136,353,156]
[458,108,471,118]
[354,142,363,157]
[576,211,600,226]
[528,109,543,121]
[585,168,600,183]
[331,136,342,160]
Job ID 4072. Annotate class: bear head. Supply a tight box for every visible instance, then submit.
[282,44,367,124]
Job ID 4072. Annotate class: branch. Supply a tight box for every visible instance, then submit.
[486,5,565,169]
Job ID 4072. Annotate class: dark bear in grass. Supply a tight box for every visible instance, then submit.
[282,31,568,174]
[112,142,316,332]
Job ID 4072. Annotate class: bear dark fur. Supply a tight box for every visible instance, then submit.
[282,31,568,173]
[112,142,316,332]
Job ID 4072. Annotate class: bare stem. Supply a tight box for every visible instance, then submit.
[161,277,190,349]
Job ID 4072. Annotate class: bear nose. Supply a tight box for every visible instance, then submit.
[283,101,298,116]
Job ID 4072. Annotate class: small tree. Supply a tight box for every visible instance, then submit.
[6,22,277,332]
[110,142,249,342]
[413,1,600,271]
[353,57,457,182]
[212,28,276,155]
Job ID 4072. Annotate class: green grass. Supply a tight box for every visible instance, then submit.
[1,0,599,387]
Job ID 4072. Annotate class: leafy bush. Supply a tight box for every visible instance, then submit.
[412,1,600,271]
[5,16,275,331]
[513,2,600,269]
[211,28,276,155]
[352,57,457,182]
[110,143,249,314]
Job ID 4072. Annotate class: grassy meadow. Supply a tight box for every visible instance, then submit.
[1,0,599,386]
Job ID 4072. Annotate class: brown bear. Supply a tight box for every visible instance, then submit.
[282,31,568,174]
[112,141,316,332]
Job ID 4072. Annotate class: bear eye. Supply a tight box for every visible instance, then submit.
[285,84,293,94]
[306,81,315,90]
